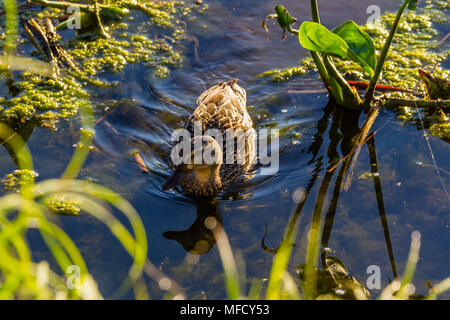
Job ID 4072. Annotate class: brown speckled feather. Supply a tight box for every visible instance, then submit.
[185,79,252,133]
[178,79,255,192]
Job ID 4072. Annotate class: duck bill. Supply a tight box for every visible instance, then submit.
[162,169,183,190]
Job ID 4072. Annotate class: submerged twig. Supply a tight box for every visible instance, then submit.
[384,98,450,109]
[439,32,450,44]
[104,120,119,135]
[191,35,200,62]
[23,17,78,74]
[94,0,110,38]
[133,152,150,174]
[343,107,379,191]
[30,0,129,16]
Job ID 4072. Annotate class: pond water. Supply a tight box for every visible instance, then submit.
[1,0,449,299]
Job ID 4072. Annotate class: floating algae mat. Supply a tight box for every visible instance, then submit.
[0,0,205,129]
[259,0,449,140]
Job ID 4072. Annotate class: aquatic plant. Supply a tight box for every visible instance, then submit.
[263,1,449,111]
[261,1,449,142]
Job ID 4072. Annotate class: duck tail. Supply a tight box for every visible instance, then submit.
[218,79,239,88]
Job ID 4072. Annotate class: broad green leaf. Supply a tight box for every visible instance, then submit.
[299,22,349,59]
[333,20,376,75]
[298,21,374,77]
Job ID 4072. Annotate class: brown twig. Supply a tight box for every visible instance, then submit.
[343,108,379,191]
[104,120,119,135]
[191,35,200,62]
[440,32,450,44]
[287,89,328,94]
[133,152,150,173]
[384,98,450,109]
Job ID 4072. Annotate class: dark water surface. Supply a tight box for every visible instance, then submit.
[2,0,449,299]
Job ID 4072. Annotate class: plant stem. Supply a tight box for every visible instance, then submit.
[310,0,320,23]
[363,0,410,110]
[384,98,450,108]
[287,27,332,92]
[3,0,18,56]
[308,0,335,92]
[284,27,332,92]
[323,56,361,108]
[309,0,361,108]
[282,4,335,95]
[304,169,334,299]
[312,52,333,90]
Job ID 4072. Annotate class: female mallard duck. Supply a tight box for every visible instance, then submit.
[163,79,256,197]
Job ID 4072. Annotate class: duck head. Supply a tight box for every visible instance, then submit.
[163,135,223,197]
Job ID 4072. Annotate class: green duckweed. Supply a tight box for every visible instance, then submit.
[2,169,39,192]
[430,122,450,142]
[0,0,204,129]
[43,195,81,215]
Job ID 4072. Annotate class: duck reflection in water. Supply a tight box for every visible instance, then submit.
[163,199,222,255]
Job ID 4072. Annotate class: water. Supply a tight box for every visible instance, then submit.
[1,0,449,299]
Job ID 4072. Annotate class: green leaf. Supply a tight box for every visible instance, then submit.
[299,22,349,58]
[298,21,374,77]
[408,0,418,10]
[333,20,376,76]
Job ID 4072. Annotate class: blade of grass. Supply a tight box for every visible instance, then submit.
[205,217,241,300]
[3,0,18,55]
[303,170,334,299]
[425,278,450,300]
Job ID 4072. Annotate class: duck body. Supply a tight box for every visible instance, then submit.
[163,80,255,197]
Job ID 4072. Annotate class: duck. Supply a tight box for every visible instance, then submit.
[163,79,256,197]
